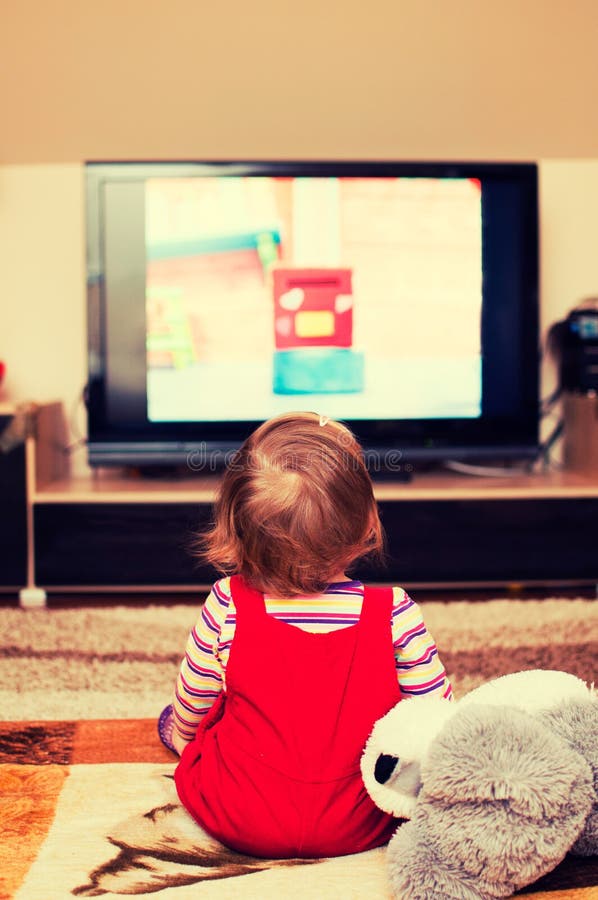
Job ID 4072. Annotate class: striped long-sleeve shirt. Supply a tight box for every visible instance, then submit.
[172,577,453,741]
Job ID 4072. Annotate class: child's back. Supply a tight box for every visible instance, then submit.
[175,575,401,857]
[169,413,452,858]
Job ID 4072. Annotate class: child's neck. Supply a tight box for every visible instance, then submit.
[264,573,354,600]
[329,572,349,583]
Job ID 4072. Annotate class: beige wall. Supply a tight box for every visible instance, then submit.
[1,2,597,458]
[539,161,598,405]
[0,165,86,414]
[1,1,598,162]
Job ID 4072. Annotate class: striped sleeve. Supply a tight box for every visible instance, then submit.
[172,579,231,741]
[391,588,453,701]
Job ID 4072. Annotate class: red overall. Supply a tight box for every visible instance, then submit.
[174,575,401,858]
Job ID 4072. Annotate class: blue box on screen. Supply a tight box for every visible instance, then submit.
[273,348,365,394]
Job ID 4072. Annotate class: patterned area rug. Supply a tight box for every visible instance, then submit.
[1,718,598,900]
[1,597,597,898]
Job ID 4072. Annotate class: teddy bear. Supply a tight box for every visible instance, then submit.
[361,670,598,899]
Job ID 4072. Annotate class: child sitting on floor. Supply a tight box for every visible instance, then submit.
[159,411,452,858]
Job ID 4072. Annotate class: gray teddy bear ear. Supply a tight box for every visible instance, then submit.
[415,704,595,896]
[423,704,592,819]
[539,697,598,857]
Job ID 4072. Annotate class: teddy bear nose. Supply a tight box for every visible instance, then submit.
[374,753,399,784]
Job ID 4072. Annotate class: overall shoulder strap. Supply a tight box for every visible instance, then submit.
[361,584,395,629]
[228,574,267,619]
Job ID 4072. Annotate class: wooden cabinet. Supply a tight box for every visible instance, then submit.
[6,403,597,606]
[0,405,28,590]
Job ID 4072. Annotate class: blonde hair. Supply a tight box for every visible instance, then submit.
[197,412,384,597]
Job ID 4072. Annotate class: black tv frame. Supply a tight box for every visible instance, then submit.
[86,160,539,473]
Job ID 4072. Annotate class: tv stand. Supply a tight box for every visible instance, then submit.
[370,469,413,483]
[8,404,598,606]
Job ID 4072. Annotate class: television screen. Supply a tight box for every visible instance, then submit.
[145,175,483,423]
[86,161,539,470]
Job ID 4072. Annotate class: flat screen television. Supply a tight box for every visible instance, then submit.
[86,160,539,474]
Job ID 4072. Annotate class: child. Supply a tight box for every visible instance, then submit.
[161,411,452,859]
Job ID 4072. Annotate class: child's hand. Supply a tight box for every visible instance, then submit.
[158,704,189,756]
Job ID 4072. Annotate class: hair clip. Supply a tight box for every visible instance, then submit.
[319,415,330,427]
